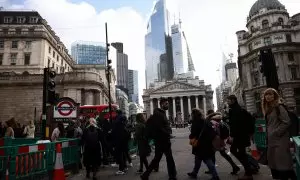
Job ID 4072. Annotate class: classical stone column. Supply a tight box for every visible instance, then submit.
[180,96,184,120]
[195,96,199,109]
[173,97,176,119]
[188,96,191,116]
[150,98,153,114]
[158,99,161,108]
[203,96,207,117]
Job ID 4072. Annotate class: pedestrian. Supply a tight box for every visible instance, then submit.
[4,118,15,138]
[205,109,240,175]
[262,88,297,180]
[226,95,254,180]
[23,120,35,138]
[82,118,102,180]
[135,113,151,174]
[141,97,177,180]
[51,122,64,142]
[111,110,130,175]
[187,108,220,180]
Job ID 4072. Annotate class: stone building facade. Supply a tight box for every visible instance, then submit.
[0,10,116,123]
[143,76,213,121]
[116,87,129,118]
[236,0,300,115]
[0,65,116,123]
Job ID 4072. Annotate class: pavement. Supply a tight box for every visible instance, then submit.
[69,128,273,180]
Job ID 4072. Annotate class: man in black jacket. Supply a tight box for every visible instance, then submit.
[141,97,177,180]
[227,95,254,180]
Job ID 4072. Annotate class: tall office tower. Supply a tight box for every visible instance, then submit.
[128,69,139,104]
[112,42,128,91]
[145,0,173,88]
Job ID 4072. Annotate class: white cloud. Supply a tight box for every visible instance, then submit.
[2,0,300,107]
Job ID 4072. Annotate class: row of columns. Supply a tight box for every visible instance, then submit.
[149,96,207,119]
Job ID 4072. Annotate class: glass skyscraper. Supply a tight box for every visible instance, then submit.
[145,0,173,88]
[71,41,106,65]
[128,69,139,104]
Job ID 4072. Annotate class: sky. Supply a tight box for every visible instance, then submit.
[1,0,300,106]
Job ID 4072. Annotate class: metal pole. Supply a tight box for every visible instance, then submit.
[42,68,48,139]
[105,23,113,124]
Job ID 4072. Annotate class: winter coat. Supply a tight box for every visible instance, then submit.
[148,108,172,142]
[135,122,151,157]
[189,118,216,159]
[228,102,251,147]
[111,115,130,150]
[266,105,294,171]
[82,125,103,166]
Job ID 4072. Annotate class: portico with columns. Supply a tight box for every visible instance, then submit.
[143,80,214,122]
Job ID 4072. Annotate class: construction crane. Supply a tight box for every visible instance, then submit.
[182,31,195,72]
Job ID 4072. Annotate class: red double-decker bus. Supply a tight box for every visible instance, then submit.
[79,104,119,120]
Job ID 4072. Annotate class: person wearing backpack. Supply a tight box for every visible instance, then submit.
[262,88,297,180]
[226,95,254,180]
[205,110,240,176]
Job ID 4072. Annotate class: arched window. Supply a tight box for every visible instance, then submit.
[278,17,284,25]
[262,20,269,29]
[250,26,255,33]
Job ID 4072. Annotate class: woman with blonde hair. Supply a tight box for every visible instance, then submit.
[262,88,296,180]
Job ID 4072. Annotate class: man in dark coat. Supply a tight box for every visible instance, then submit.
[111,110,130,175]
[227,95,254,180]
[141,97,177,180]
[81,118,103,180]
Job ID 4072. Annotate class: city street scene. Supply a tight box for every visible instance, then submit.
[0,0,300,180]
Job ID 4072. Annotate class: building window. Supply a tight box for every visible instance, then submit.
[11,41,18,49]
[48,58,51,67]
[17,17,25,23]
[16,28,21,34]
[264,37,272,46]
[288,53,294,61]
[4,17,12,23]
[0,54,3,65]
[56,67,59,72]
[53,51,55,58]
[248,43,253,51]
[24,53,30,65]
[28,28,34,33]
[10,53,17,65]
[30,17,38,23]
[48,46,51,53]
[253,72,259,86]
[250,26,254,33]
[52,62,54,68]
[278,17,284,25]
[57,55,60,62]
[291,67,298,80]
[0,40,4,48]
[262,20,269,29]
[286,34,292,43]
[25,41,31,49]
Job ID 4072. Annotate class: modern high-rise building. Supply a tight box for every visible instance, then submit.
[71,41,106,65]
[112,42,128,91]
[171,23,187,75]
[128,69,139,104]
[145,0,173,88]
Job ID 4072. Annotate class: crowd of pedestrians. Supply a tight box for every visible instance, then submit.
[1,87,298,180]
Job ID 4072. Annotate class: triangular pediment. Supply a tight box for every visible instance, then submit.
[151,81,202,94]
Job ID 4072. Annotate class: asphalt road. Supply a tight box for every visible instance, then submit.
[69,128,273,180]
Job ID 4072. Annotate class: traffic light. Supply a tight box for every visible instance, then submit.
[47,70,58,104]
[258,49,279,90]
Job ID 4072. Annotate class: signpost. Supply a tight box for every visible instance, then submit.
[53,97,79,122]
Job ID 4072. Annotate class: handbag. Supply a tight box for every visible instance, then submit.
[189,121,206,147]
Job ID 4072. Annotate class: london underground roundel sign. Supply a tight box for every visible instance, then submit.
[53,98,77,119]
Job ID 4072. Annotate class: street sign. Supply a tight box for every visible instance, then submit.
[53,97,79,122]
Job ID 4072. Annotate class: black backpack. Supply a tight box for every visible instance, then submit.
[275,105,299,137]
[85,127,99,148]
[219,121,230,139]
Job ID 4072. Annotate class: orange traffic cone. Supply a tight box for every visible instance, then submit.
[53,144,65,180]
[251,141,259,160]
